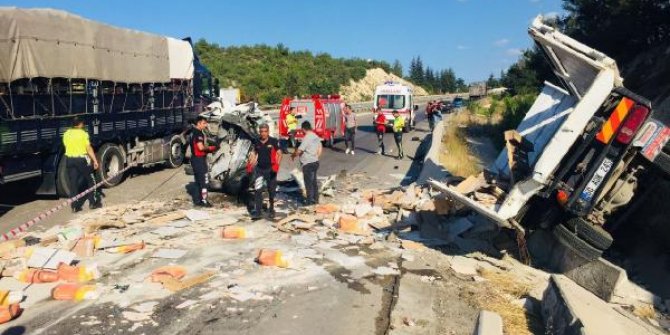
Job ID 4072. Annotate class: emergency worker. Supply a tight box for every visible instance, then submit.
[190,116,217,207]
[62,117,101,212]
[247,123,282,219]
[283,107,298,154]
[374,107,387,155]
[392,110,405,159]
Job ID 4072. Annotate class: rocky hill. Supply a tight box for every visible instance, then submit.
[339,68,429,102]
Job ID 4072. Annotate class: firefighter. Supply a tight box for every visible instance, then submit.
[247,123,282,219]
[392,110,405,159]
[292,121,322,205]
[190,116,217,207]
[62,117,101,212]
[343,104,357,155]
[374,107,387,155]
[283,106,298,154]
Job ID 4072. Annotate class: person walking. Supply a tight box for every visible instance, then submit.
[62,117,101,212]
[426,101,436,132]
[392,110,405,159]
[283,107,298,154]
[343,104,357,155]
[291,121,322,205]
[190,116,218,207]
[374,107,387,155]
[247,123,282,220]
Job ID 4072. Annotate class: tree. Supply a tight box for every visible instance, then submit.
[409,56,425,86]
[486,74,500,88]
[391,60,403,77]
[424,67,436,92]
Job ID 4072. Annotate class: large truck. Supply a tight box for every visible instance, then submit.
[0,8,218,196]
[468,82,487,99]
[433,17,670,261]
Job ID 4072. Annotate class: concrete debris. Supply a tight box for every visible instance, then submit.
[354,203,373,218]
[474,310,503,335]
[131,301,159,314]
[372,266,401,276]
[449,256,479,276]
[400,239,427,251]
[453,174,486,195]
[26,248,75,270]
[185,209,210,222]
[176,300,198,309]
[151,248,188,259]
[122,311,152,322]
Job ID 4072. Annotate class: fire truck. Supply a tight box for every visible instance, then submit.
[278,95,345,147]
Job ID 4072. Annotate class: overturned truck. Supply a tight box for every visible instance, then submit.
[432,17,670,261]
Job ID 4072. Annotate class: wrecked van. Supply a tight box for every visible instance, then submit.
[431,17,670,261]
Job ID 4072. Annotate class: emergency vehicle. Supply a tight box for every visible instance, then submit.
[373,82,415,132]
[278,95,345,147]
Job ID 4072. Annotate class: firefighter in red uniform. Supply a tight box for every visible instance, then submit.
[374,107,387,155]
[190,116,217,207]
[247,123,282,219]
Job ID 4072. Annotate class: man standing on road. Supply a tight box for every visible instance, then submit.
[283,107,298,154]
[292,121,322,205]
[392,110,405,160]
[343,104,357,155]
[374,107,387,155]
[63,117,101,212]
[426,101,436,132]
[190,116,217,208]
[247,124,282,219]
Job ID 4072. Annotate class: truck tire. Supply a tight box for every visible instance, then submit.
[552,224,603,261]
[97,143,125,187]
[56,157,72,198]
[563,217,613,250]
[165,136,184,169]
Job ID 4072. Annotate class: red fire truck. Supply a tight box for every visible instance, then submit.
[278,95,345,147]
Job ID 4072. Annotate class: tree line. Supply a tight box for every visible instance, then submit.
[407,56,468,94]
[497,0,670,96]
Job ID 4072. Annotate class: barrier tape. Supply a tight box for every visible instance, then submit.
[1,164,134,242]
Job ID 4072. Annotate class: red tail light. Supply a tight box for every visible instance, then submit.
[616,105,650,144]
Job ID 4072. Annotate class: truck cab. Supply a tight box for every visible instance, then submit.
[432,17,670,261]
[373,82,414,132]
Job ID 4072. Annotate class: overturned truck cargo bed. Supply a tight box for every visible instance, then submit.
[431,16,670,262]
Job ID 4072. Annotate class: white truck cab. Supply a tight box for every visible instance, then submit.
[373,82,415,132]
[431,16,670,261]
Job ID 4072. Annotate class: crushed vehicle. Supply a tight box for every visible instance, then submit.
[185,99,274,194]
[432,17,670,261]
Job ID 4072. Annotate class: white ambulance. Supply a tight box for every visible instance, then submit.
[373,81,416,132]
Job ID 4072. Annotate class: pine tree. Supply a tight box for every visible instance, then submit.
[391,60,403,77]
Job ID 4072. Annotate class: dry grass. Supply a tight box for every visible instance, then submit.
[440,113,482,177]
[633,304,657,319]
[470,268,535,335]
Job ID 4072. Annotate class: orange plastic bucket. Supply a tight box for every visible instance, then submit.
[221,226,246,239]
[0,304,21,324]
[256,249,288,268]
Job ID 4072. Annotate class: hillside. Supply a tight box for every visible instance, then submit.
[194,40,410,104]
[339,68,429,102]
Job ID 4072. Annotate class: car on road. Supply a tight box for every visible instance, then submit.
[452,97,465,109]
[440,100,454,113]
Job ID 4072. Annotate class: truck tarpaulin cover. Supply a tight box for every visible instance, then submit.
[0,7,194,83]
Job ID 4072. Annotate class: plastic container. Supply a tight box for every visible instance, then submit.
[51,284,98,301]
[0,304,20,324]
[256,249,288,268]
[14,269,59,283]
[221,226,246,239]
[57,263,100,283]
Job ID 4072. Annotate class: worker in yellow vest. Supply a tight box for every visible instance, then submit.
[62,117,101,212]
[283,107,298,154]
[392,110,405,160]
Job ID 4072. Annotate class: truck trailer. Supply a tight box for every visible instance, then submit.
[0,8,218,196]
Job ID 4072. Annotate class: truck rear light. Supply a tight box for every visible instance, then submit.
[616,105,649,144]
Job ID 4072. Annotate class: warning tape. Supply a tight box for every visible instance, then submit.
[1,164,134,242]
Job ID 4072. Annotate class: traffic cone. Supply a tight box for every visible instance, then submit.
[256,249,288,268]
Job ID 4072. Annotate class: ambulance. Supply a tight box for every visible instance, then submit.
[373,82,416,132]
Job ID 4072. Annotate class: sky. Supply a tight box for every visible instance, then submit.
[1,0,565,82]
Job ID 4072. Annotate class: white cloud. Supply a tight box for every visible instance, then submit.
[494,38,510,47]
[505,48,523,56]
[456,45,470,50]
[543,11,559,19]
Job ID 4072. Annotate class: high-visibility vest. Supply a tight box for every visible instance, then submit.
[286,114,298,131]
[393,116,405,133]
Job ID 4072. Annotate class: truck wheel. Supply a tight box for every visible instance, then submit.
[56,157,72,198]
[552,224,603,261]
[97,143,125,187]
[165,136,184,169]
[563,218,613,250]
